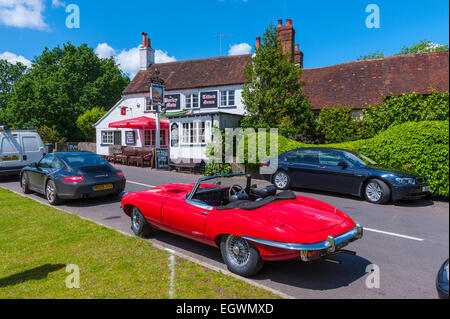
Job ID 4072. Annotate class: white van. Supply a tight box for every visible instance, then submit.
[0,125,46,176]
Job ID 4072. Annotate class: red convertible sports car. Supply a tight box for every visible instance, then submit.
[121,173,363,277]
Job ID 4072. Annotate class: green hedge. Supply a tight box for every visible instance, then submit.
[315,92,449,143]
[238,121,449,197]
[363,91,449,138]
[316,106,366,143]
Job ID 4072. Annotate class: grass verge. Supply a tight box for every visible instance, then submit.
[0,188,280,299]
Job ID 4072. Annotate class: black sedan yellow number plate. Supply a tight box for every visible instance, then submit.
[1,156,19,161]
[93,184,113,191]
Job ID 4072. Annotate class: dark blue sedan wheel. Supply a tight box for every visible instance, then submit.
[364,179,391,204]
[273,171,290,190]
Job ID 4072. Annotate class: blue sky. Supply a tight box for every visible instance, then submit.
[0,0,448,77]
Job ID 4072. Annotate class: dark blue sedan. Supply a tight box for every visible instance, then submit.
[20,152,126,205]
[261,147,431,204]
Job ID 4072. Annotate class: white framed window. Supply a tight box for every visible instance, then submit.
[182,121,206,145]
[198,122,205,143]
[220,90,235,107]
[185,94,199,109]
[182,123,190,144]
[101,131,114,145]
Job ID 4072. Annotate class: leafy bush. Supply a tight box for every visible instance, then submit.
[37,125,67,144]
[314,92,449,143]
[237,131,305,171]
[330,121,449,198]
[204,127,234,176]
[205,163,232,176]
[363,91,449,138]
[77,107,106,141]
[238,121,449,197]
[316,106,366,143]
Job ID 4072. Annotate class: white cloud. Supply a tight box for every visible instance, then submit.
[0,51,32,67]
[228,42,252,56]
[0,0,48,30]
[155,49,177,64]
[94,43,177,78]
[115,47,140,77]
[51,0,65,8]
[94,43,116,59]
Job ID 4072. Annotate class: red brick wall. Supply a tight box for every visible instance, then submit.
[302,50,449,110]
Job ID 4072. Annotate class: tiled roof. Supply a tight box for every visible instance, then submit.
[123,54,252,95]
[123,50,449,110]
[302,50,449,109]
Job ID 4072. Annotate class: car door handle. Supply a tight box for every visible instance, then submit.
[200,211,209,216]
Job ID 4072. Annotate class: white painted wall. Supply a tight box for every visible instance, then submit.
[94,84,245,158]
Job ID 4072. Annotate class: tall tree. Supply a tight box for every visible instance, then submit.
[241,24,315,140]
[3,42,129,140]
[0,59,27,110]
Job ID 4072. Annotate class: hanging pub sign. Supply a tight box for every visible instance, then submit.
[125,131,136,146]
[165,94,181,111]
[150,74,165,105]
[151,85,164,105]
[200,91,218,108]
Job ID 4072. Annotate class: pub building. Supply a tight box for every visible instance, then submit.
[94,19,303,162]
[94,18,448,162]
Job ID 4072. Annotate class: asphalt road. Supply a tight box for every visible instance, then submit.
[1,165,448,299]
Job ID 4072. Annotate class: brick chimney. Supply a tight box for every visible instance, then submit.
[255,36,261,50]
[294,43,304,68]
[276,18,296,61]
[139,32,155,71]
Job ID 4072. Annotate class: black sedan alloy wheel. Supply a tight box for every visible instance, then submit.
[273,171,290,190]
[46,180,63,205]
[364,179,391,204]
[21,173,31,194]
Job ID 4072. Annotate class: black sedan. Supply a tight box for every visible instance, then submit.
[20,152,126,205]
[261,147,431,204]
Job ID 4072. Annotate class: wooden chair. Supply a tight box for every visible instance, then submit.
[169,158,206,174]
[128,150,153,168]
[115,148,137,165]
